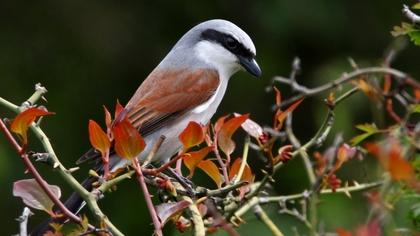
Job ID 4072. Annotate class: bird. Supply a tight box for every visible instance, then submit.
[31,19,261,235]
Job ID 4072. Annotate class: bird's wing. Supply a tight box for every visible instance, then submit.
[77,68,220,164]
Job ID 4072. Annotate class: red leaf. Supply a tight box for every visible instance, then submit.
[228,158,253,183]
[355,220,381,236]
[183,146,213,177]
[88,120,110,157]
[112,118,145,160]
[13,179,61,214]
[10,107,54,146]
[156,200,191,226]
[197,160,222,187]
[179,121,205,151]
[275,98,304,130]
[217,114,249,156]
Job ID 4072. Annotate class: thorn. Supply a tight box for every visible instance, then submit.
[53,162,59,168]
[67,167,80,173]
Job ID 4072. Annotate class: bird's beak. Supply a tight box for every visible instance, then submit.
[239,56,262,78]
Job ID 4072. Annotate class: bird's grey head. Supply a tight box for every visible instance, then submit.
[167,19,261,78]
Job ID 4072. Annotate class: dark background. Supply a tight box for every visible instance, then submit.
[0,0,419,235]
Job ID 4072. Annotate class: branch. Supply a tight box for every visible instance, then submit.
[402,4,420,23]
[0,119,91,229]
[16,207,33,236]
[234,181,382,220]
[0,89,123,235]
[273,67,418,109]
[132,159,163,236]
[253,204,284,236]
[232,136,250,184]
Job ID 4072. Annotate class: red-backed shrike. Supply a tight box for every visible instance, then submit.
[78,19,261,169]
[32,19,260,235]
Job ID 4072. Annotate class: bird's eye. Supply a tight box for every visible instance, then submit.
[225,37,238,49]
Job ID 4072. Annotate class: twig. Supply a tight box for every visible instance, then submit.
[205,181,248,197]
[142,135,165,167]
[234,181,383,220]
[232,136,250,184]
[183,196,205,236]
[132,159,162,236]
[0,119,91,229]
[16,207,33,236]
[213,133,230,184]
[260,181,383,203]
[98,170,135,193]
[285,113,301,148]
[22,83,48,108]
[253,204,284,236]
[0,91,123,235]
[273,67,418,109]
[402,4,420,23]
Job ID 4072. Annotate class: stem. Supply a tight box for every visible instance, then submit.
[1,95,123,235]
[183,196,205,236]
[0,119,90,229]
[274,67,418,109]
[132,159,162,236]
[213,133,230,184]
[253,205,284,236]
[98,170,135,193]
[17,207,33,236]
[232,136,250,184]
[260,181,383,203]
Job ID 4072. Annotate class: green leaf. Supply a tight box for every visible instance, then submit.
[355,123,378,133]
[408,30,420,46]
[350,123,379,145]
[391,22,418,36]
[411,104,420,114]
[412,3,420,9]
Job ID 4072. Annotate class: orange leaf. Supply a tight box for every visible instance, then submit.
[179,121,205,151]
[365,141,415,181]
[387,149,414,181]
[10,107,54,146]
[228,158,253,183]
[114,100,125,121]
[336,228,352,236]
[217,114,249,156]
[103,105,112,131]
[334,143,356,171]
[353,79,380,102]
[88,120,110,157]
[183,146,213,177]
[275,98,304,130]
[112,118,145,160]
[415,88,420,102]
[214,115,229,134]
[197,160,222,187]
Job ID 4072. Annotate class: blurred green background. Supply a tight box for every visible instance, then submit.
[0,0,419,235]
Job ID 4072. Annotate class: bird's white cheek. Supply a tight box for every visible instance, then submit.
[194,41,240,77]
